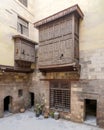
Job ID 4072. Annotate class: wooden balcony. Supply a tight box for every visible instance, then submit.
[13,34,38,72]
[34,5,83,72]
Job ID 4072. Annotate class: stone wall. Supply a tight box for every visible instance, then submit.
[71,80,104,128]
[31,69,104,128]
[30,72,49,109]
[0,72,31,117]
[80,48,104,79]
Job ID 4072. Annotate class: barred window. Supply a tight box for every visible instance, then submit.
[18,0,27,7]
[17,17,28,36]
[50,81,70,112]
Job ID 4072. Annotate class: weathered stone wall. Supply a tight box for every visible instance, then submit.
[80,48,104,79]
[31,68,104,128]
[30,72,49,109]
[0,72,31,117]
[71,80,104,128]
[71,82,84,123]
[31,47,104,128]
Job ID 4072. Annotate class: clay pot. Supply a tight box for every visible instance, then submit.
[20,108,25,113]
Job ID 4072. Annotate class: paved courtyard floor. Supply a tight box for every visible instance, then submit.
[0,111,103,130]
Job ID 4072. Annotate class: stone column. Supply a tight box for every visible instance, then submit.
[70,81,84,123]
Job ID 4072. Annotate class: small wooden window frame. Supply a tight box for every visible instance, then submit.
[17,16,29,36]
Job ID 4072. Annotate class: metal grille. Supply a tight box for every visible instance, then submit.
[50,81,70,112]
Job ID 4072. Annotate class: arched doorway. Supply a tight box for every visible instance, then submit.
[4,96,13,113]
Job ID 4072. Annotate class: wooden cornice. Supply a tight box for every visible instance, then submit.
[12,34,38,45]
[34,4,84,28]
[39,62,80,72]
[0,65,34,73]
[40,79,80,81]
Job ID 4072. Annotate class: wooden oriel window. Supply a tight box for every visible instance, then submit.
[34,5,84,71]
[17,17,28,36]
[50,81,71,112]
[13,34,37,72]
[18,0,28,7]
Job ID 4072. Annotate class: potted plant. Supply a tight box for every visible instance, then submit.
[40,104,44,115]
[54,111,59,120]
[49,111,54,118]
[43,107,49,118]
[35,103,44,117]
[35,93,45,117]
[35,104,41,117]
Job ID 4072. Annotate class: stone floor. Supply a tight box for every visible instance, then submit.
[84,115,96,126]
[0,111,103,130]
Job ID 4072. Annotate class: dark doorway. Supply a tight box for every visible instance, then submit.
[4,96,12,112]
[85,99,97,116]
[30,92,34,107]
[84,99,97,125]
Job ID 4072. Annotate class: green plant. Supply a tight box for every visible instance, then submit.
[35,103,44,117]
[49,111,54,118]
[35,93,45,116]
[35,104,41,117]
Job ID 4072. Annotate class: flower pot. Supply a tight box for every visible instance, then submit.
[36,112,40,117]
[54,112,59,120]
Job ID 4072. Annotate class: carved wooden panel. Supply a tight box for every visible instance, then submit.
[39,38,73,66]
[74,17,79,35]
[15,38,21,60]
[39,16,72,42]
[15,39,35,63]
[74,38,79,60]
[38,14,80,69]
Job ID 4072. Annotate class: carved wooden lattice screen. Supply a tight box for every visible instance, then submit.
[50,81,71,111]
[34,5,84,70]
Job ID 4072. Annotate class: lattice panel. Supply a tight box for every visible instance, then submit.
[50,81,71,111]
[38,14,80,68]
[38,37,74,66]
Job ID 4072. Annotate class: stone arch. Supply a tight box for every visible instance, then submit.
[4,96,13,113]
